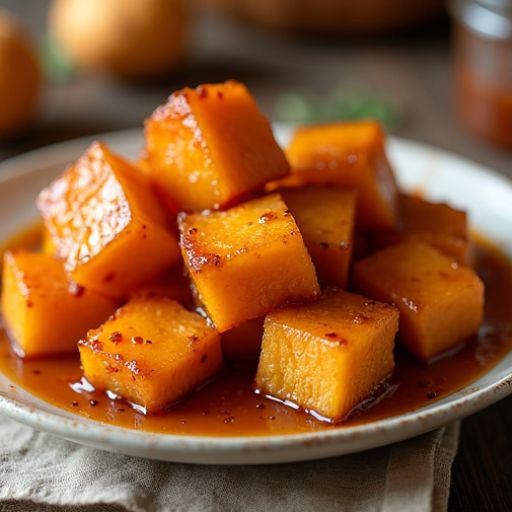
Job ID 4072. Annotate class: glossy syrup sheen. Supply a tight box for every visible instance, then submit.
[0,228,511,436]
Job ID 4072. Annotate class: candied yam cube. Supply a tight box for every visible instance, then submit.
[37,142,180,298]
[78,297,223,413]
[280,186,356,288]
[276,121,398,229]
[354,242,484,361]
[42,225,57,255]
[144,81,290,211]
[370,194,472,264]
[130,266,194,308]
[179,193,320,332]
[221,317,264,360]
[255,289,398,421]
[2,250,117,358]
[137,155,151,175]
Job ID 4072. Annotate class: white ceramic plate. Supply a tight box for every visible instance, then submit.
[0,126,511,465]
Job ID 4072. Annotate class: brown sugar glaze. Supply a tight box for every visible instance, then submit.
[1,226,511,436]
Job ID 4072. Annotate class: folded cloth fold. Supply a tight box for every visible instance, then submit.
[0,416,459,512]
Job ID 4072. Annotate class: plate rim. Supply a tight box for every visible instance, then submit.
[0,126,511,463]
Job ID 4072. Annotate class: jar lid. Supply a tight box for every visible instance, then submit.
[450,0,512,39]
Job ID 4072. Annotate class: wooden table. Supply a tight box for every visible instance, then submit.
[1,2,511,510]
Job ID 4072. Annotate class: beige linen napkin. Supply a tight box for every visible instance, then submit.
[0,415,459,512]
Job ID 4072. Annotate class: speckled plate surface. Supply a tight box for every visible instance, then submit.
[0,125,511,464]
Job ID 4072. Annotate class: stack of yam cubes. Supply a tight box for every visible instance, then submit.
[1,80,485,422]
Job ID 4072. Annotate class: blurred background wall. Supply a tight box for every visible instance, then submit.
[0,0,509,178]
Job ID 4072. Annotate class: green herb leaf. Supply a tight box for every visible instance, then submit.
[41,34,75,83]
[274,85,402,131]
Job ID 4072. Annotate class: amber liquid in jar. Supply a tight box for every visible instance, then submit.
[453,1,512,147]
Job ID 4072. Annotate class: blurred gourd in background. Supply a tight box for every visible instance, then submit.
[48,0,187,79]
[203,0,445,34]
[0,11,41,137]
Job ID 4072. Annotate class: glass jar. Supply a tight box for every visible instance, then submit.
[450,0,512,148]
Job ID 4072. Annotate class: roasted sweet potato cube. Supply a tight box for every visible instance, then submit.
[221,317,264,360]
[255,289,398,421]
[276,121,398,229]
[42,226,57,255]
[2,250,117,358]
[129,266,194,308]
[179,193,320,332]
[78,298,223,413]
[37,142,180,298]
[137,155,151,175]
[280,186,356,288]
[354,242,484,361]
[370,195,472,264]
[144,81,290,211]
